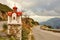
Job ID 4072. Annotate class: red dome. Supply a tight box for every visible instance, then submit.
[8,11,22,16]
[13,6,17,9]
[8,12,12,16]
[16,12,22,16]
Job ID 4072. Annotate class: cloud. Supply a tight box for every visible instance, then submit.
[29,0,60,16]
[0,0,60,16]
[0,0,7,4]
[7,0,35,8]
[36,9,59,16]
[23,9,36,16]
[21,1,34,8]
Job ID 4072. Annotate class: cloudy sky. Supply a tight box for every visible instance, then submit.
[0,0,60,16]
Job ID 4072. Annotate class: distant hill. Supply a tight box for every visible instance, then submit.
[40,18,60,29]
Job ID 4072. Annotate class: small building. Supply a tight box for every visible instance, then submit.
[7,6,22,40]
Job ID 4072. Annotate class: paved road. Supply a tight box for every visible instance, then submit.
[32,26,60,40]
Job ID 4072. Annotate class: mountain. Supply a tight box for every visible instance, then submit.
[40,18,60,29]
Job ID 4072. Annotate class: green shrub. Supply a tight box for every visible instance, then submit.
[9,36,16,40]
[22,27,30,40]
[3,23,7,30]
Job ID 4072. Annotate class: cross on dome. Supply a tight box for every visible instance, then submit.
[13,4,17,10]
[8,5,22,16]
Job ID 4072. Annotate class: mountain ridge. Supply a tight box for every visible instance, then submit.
[40,18,60,29]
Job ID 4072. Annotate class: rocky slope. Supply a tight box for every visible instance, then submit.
[0,3,12,21]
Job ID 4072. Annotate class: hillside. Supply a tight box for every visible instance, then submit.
[22,17,39,28]
[0,3,12,21]
[0,3,12,12]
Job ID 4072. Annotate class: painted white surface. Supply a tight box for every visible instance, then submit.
[8,12,22,24]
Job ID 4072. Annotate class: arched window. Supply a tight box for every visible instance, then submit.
[12,13,16,20]
[13,17,15,20]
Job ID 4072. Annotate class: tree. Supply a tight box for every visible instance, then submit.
[3,23,7,31]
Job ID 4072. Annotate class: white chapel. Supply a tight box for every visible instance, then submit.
[7,6,22,40]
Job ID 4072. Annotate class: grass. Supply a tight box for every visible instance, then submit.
[0,36,16,40]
